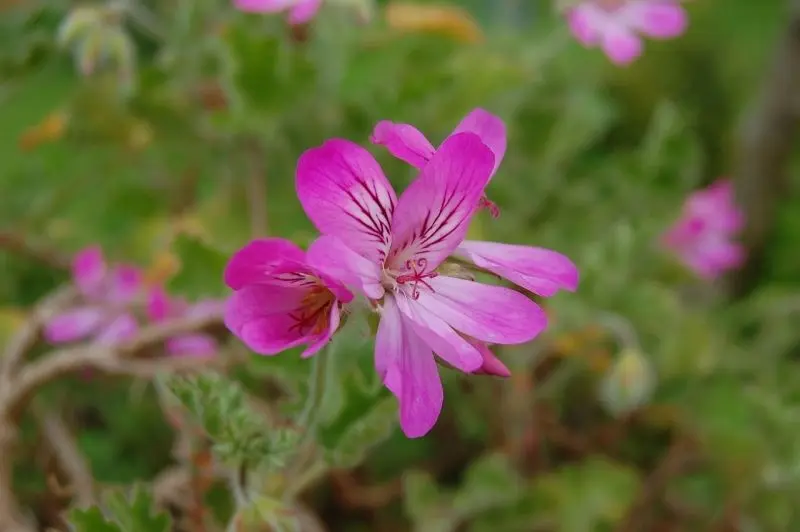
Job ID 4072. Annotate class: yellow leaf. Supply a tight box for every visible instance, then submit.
[385,2,484,43]
[144,251,181,286]
[18,110,69,151]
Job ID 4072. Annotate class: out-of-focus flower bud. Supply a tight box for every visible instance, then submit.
[599,347,656,417]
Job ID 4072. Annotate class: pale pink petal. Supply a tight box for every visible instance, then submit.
[306,235,384,299]
[167,334,218,358]
[451,108,507,177]
[44,306,105,343]
[301,301,340,358]
[107,265,142,304]
[185,299,226,320]
[623,1,687,39]
[686,180,744,234]
[375,296,443,438]
[455,240,579,297]
[396,295,482,373]
[471,341,511,377]
[287,0,322,25]
[95,313,139,345]
[566,5,603,46]
[389,132,495,269]
[72,246,106,297]
[296,139,397,263]
[601,26,643,65]
[415,276,547,345]
[369,121,436,169]
[233,0,296,13]
[224,238,306,290]
[682,238,745,280]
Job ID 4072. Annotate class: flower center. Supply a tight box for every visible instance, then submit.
[393,258,438,300]
[288,286,335,336]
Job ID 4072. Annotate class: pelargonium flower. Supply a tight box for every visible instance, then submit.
[45,246,141,345]
[297,133,578,437]
[662,179,745,280]
[223,238,353,357]
[370,108,506,217]
[566,0,688,65]
[233,0,322,25]
[147,287,224,358]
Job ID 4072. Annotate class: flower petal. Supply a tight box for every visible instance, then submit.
[623,0,687,39]
[44,306,105,343]
[301,301,340,358]
[455,240,579,297]
[288,0,323,25]
[95,313,139,345]
[146,286,173,322]
[471,341,511,377]
[72,246,106,297]
[686,180,744,234]
[370,121,436,169]
[107,265,142,304]
[389,132,495,270]
[375,296,443,438]
[566,4,603,46]
[601,26,642,65]
[396,295,482,373]
[451,108,507,177]
[167,333,218,358]
[224,238,306,290]
[233,0,296,13]
[416,276,547,345]
[185,299,226,320]
[306,235,384,299]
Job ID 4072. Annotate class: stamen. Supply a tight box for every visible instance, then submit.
[478,196,501,219]
[288,286,335,335]
[395,258,438,300]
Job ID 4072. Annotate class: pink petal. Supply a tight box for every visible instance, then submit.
[389,132,495,270]
[287,0,323,25]
[224,238,306,290]
[296,139,397,264]
[451,108,507,177]
[396,295,482,373]
[682,237,745,280]
[471,341,511,377]
[233,0,296,13]
[566,5,603,46]
[72,246,106,297]
[185,299,226,320]
[300,301,340,358]
[107,265,142,304]
[146,286,173,322]
[95,313,139,345]
[601,26,643,65]
[44,306,105,343]
[306,235,384,300]
[686,180,744,234]
[167,334,218,358]
[415,276,547,345]
[375,296,443,438]
[623,0,687,39]
[455,240,579,297]
[369,121,436,169]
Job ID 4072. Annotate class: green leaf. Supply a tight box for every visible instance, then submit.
[452,453,524,518]
[167,233,229,298]
[103,486,171,532]
[67,507,121,532]
[403,470,456,532]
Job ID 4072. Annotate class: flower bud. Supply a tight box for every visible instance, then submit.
[599,347,656,417]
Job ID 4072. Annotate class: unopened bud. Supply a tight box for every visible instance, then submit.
[599,348,656,417]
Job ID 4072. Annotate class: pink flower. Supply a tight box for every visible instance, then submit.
[370,108,506,217]
[662,179,745,280]
[233,0,323,25]
[296,133,578,437]
[223,238,353,357]
[45,246,141,346]
[147,287,223,358]
[566,0,688,65]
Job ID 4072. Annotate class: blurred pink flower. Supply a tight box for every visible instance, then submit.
[45,246,141,346]
[296,133,577,438]
[662,179,745,280]
[370,108,506,217]
[233,0,323,25]
[566,0,688,65]
[223,238,353,357]
[147,287,224,358]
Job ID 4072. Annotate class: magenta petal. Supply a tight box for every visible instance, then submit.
[234,0,295,13]
[296,138,397,263]
[72,246,106,297]
[624,1,687,39]
[686,180,744,234]
[389,132,495,269]
[370,121,436,169]
[167,333,218,358]
[287,0,322,24]
[95,313,139,345]
[146,286,173,322]
[601,26,642,65]
[224,238,306,290]
[44,306,105,343]
[416,276,547,345]
[567,5,602,46]
[375,296,443,438]
[451,109,507,177]
[472,341,511,377]
[306,235,384,300]
[107,265,142,304]
[301,302,340,358]
[455,240,579,297]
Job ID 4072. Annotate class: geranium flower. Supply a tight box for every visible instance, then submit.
[566,0,688,65]
[297,133,577,437]
[45,246,141,345]
[662,179,745,280]
[223,238,353,357]
[370,108,506,217]
[233,0,323,25]
[146,287,224,358]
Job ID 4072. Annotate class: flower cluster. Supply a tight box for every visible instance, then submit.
[233,0,323,26]
[224,109,579,437]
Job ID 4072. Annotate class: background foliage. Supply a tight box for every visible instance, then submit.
[2,0,800,530]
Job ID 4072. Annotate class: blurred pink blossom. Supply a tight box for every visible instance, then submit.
[233,0,323,25]
[147,286,224,358]
[566,0,688,65]
[662,180,746,280]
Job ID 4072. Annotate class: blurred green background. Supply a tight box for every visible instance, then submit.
[2,0,800,530]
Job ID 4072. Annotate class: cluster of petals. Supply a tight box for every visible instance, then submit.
[233,0,322,25]
[223,108,578,438]
[566,0,688,65]
[662,179,745,280]
[146,287,225,358]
